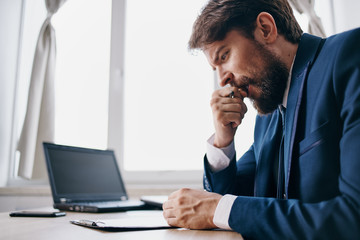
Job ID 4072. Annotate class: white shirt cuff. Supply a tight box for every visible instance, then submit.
[206,134,236,172]
[213,194,237,230]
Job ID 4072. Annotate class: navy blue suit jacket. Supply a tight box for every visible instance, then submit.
[204,28,360,239]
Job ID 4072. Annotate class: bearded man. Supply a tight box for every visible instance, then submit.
[163,0,360,239]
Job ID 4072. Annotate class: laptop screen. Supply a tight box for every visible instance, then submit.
[43,142,128,202]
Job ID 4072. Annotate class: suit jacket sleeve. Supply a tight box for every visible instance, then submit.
[204,145,256,196]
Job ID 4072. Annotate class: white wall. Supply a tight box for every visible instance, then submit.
[0,0,22,186]
[333,0,360,33]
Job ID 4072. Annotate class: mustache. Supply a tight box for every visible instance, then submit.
[235,76,256,94]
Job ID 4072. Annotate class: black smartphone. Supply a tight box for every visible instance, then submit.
[9,211,66,217]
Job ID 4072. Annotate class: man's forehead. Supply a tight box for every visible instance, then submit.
[203,30,245,54]
[203,42,218,58]
[203,39,226,58]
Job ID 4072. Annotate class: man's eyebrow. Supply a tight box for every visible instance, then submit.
[213,45,226,65]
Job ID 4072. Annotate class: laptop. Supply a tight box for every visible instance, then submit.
[43,142,163,213]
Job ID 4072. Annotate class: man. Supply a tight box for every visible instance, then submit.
[162,0,360,239]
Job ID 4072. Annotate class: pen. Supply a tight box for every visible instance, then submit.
[77,220,98,226]
[229,90,235,98]
[73,220,105,227]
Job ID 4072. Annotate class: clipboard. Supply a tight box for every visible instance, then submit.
[70,216,177,232]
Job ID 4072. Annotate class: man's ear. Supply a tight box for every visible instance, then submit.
[253,12,278,44]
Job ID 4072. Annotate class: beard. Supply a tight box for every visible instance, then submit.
[245,42,289,115]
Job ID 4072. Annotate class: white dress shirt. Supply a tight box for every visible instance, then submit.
[208,61,294,230]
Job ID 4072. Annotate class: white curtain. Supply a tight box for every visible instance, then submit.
[289,0,326,37]
[17,0,66,179]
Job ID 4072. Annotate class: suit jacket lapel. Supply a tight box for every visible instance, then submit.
[284,34,324,197]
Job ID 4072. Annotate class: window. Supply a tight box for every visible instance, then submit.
[111,0,258,185]
[52,0,112,149]
[123,0,215,171]
[121,1,258,173]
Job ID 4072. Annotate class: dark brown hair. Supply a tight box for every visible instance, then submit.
[189,0,303,50]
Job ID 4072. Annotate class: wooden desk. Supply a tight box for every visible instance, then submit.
[0,207,243,240]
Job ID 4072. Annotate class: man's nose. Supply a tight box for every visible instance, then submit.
[218,70,234,87]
